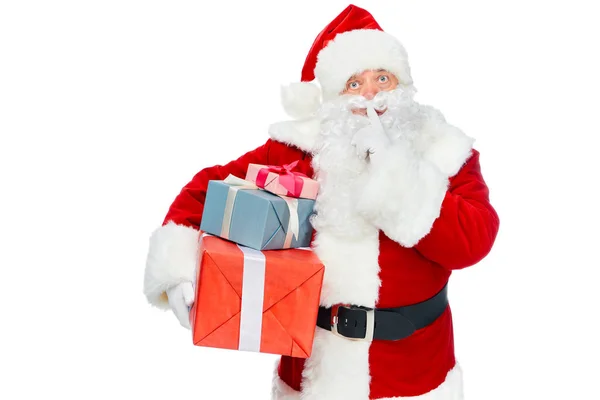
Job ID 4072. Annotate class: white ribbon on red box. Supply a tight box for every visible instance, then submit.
[198,233,267,353]
[236,244,266,352]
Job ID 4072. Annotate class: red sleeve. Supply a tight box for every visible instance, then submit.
[162,139,273,229]
[413,150,500,270]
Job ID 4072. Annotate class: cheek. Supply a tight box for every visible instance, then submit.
[382,80,398,91]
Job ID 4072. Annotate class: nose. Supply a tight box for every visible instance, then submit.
[361,80,380,100]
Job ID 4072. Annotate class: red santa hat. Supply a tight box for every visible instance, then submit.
[281,4,413,119]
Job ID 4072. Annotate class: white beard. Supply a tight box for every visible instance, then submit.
[308,112,371,240]
[306,85,426,310]
[309,85,427,238]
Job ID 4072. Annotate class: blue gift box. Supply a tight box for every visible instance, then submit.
[200,180,315,250]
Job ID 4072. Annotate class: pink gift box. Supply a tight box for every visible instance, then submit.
[245,162,319,200]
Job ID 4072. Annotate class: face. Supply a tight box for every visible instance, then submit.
[341,69,399,116]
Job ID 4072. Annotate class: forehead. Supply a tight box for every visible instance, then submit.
[347,69,394,81]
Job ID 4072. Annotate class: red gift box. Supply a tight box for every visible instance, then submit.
[190,234,324,358]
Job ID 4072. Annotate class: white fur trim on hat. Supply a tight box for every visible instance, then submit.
[315,29,413,101]
[281,82,322,119]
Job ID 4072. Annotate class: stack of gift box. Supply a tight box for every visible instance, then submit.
[189,161,325,358]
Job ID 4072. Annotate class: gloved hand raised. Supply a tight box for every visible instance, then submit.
[166,281,195,329]
[351,106,391,166]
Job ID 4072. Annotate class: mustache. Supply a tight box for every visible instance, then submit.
[317,85,418,119]
[316,85,423,142]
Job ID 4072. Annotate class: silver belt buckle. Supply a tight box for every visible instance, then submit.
[330,304,375,342]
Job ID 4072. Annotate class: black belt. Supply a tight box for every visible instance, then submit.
[317,283,449,341]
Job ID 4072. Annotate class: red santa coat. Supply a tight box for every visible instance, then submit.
[144,111,499,399]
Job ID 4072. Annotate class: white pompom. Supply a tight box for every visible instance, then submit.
[280,82,322,119]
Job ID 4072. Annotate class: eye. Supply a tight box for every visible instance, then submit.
[378,75,389,83]
[348,81,360,90]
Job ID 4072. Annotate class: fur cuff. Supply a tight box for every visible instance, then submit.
[356,140,449,248]
[416,106,475,177]
[143,221,200,309]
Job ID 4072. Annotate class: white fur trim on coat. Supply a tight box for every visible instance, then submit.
[143,221,200,309]
[311,229,381,307]
[300,328,372,399]
[413,107,475,177]
[272,363,464,400]
[315,29,413,101]
[268,117,321,153]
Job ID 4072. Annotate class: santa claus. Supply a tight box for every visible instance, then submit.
[143,4,499,400]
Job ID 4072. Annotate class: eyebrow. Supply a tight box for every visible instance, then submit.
[348,69,389,82]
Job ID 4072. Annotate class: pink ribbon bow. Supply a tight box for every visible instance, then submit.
[255,160,308,198]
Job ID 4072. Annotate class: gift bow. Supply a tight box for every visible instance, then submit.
[255,160,308,198]
[222,174,300,248]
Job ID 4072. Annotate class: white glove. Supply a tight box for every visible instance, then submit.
[166,281,195,329]
[351,106,390,165]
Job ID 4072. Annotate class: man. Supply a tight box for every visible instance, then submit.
[143,4,499,400]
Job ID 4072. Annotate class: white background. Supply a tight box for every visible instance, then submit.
[1,1,599,399]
